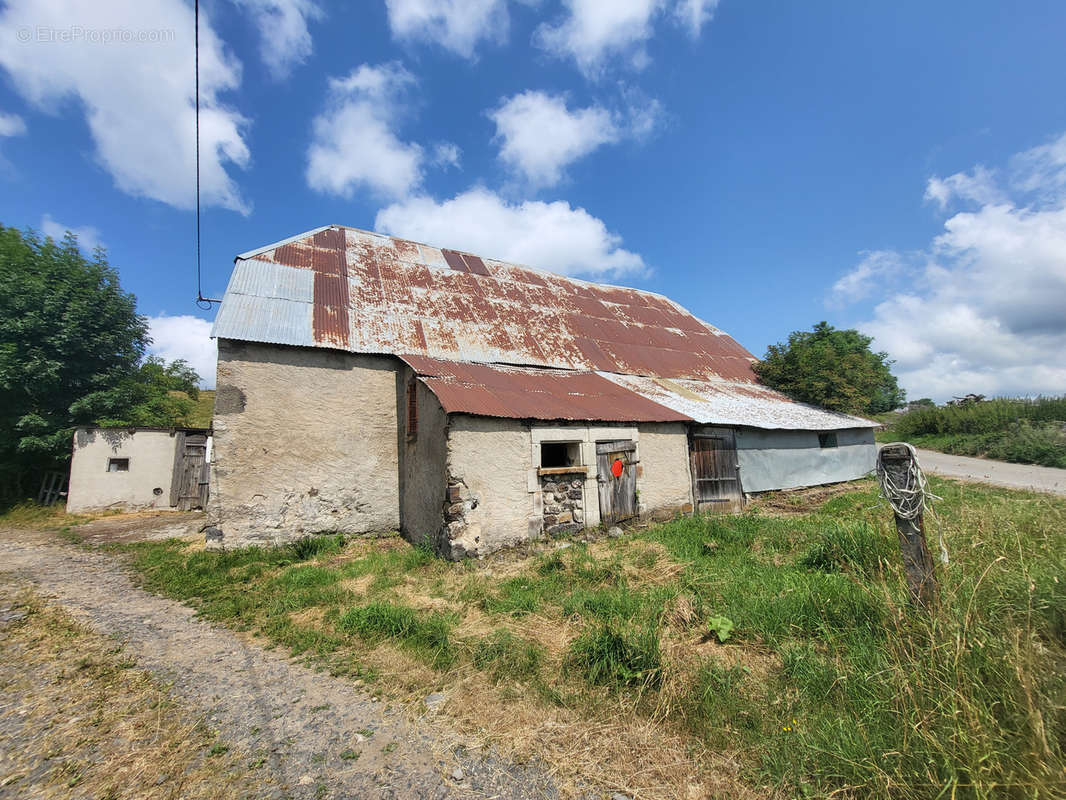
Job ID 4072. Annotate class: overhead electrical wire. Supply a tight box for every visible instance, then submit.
[194,0,219,309]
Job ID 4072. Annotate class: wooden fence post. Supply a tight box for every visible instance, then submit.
[877,444,937,607]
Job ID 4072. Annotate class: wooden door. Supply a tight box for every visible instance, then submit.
[689,430,744,513]
[172,433,210,511]
[596,440,637,524]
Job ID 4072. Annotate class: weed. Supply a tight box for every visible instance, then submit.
[567,622,662,689]
[339,748,360,761]
[288,534,345,561]
[473,629,543,681]
[338,602,456,669]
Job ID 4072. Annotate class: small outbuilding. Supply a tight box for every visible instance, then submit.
[66,426,212,514]
[208,226,876,556]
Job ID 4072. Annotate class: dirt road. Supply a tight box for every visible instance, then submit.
[915,448,1066,496]
[0,529,560,800]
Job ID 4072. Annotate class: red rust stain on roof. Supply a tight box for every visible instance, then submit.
[400,356,691,423]
[248,227,759,383]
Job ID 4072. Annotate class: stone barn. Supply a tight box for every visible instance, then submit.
[209,226,876,556]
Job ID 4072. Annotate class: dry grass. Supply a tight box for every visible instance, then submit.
[0,579,268,800]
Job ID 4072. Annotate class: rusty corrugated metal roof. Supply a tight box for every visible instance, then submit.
[402,356,690,423]
[598,373,876,430]
[212,226,757,382]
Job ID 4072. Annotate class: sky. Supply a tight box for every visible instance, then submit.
[1,0,1065,401]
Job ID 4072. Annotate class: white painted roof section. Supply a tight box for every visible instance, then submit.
[598,373,876,431]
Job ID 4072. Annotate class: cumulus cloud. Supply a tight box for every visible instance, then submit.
[235,0,323,79]
[0,111,26,137]
[41,214,102,252]
[827,250,911,308]
[490,91,619,187]
[385,0,509,59]
[0,0,250,212]
[837,133,1066,401]
[489,89,663,187]
[375,186,645,277]
[534,0,717,76]
[306,62,424,199]
[147,314,217,388]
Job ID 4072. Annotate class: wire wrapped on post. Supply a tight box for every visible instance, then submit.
[876,442,947,563]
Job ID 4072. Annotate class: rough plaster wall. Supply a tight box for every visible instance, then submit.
[635,423,693,516]
[735,427,876,493]
[66,429,178,513]
[211,340,400,545]
[399,369,448,546]
[445,416,532,557]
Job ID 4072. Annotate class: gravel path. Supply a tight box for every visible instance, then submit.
[0,530,560,800]
[915,448,1066,496]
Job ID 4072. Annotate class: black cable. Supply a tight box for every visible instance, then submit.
[194,0,217,310]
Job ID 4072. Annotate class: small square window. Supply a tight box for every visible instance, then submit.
[818,433,838,449]
[107,458,130,472]
[541,441,580,468]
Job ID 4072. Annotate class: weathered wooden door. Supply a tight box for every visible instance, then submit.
[689,430,744,513]
[596,440,637,524]
[172,433,210,511]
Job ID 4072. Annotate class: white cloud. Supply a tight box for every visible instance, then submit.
[827,250,910,308]
[375,186,645,277]
[924,165,1002,209]
[385,0,509,59]
[235,0,323,80]
[0,111,26,137]
[306,63,423,199]
[432,141,461,169]
[535,0,665,75]
[673,0,719,37]
[147,314,217,388]
[41,214,102,252]
[0,0,250,213]
[534,0,716,76]
[490,91,619,187]
[844,134,1066,401]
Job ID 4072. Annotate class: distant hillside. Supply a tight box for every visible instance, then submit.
[169,389,214,429]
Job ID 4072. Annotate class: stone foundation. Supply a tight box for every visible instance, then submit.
[436,474,483,559]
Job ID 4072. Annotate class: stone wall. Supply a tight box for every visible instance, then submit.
[210,340,401,546]
[540,470,586,537]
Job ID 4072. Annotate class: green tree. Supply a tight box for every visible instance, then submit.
[752,321,904,415]
[0,225,199,500]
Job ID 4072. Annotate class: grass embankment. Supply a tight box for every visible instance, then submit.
[119,479,1066,799]
[878,396,1066,468]
[0,581,264,799]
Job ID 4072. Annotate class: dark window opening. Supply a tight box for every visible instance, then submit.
[818,433,838,449]
[406,380,418,439]
[107,458,130,472]
[541,441,579,468]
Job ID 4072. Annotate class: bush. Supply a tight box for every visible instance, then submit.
[567,622,662,689]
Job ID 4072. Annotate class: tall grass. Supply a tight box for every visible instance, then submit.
[889,396,1066,468]
[894,396,1066,436]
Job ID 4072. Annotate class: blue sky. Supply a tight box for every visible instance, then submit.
[2,0,1065,400]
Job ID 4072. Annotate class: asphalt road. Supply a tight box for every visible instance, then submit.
[914,448,1066,496]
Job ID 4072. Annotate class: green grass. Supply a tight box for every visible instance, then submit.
[107,480,1066,799]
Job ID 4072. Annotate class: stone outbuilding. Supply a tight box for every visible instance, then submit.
[66,426,211,514]
[208,226,876,556]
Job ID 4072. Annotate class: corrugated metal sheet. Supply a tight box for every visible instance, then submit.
[402,356,690,423]
[598,373,875,431]
[212,225,757,383]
